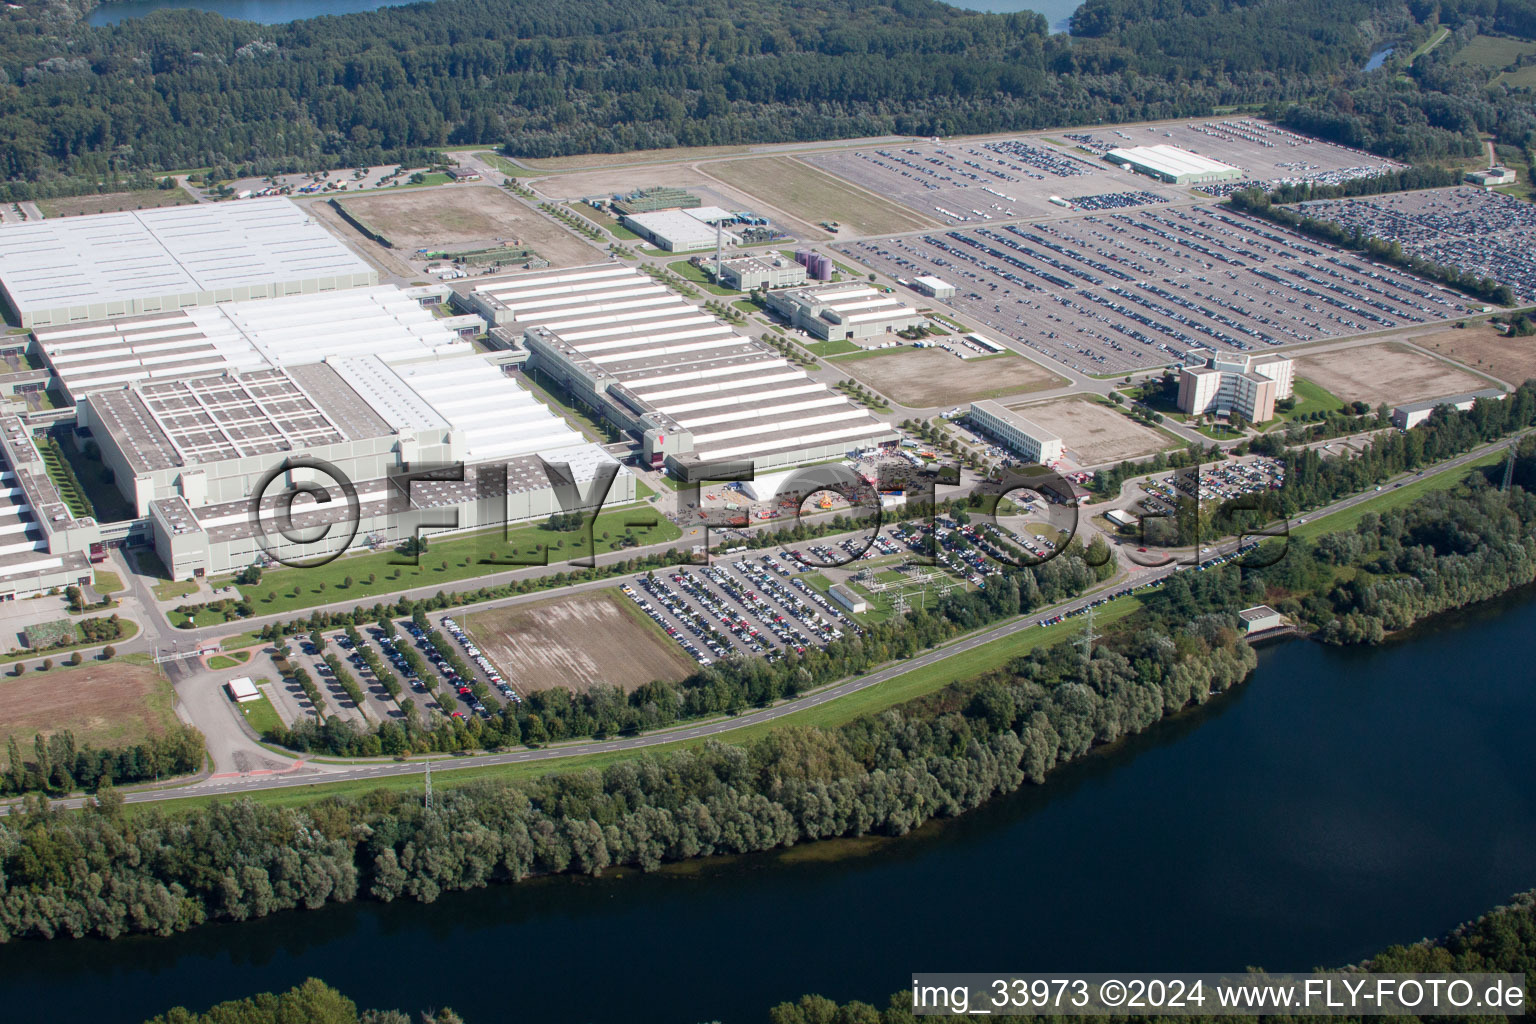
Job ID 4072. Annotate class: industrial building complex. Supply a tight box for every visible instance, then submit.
[0,198,377,329]
[764,282,926,341]
[463,265,897,476]
[66,285,629,579]
[714,255,807,291]
[966,401,1065,464]
[1177,352,1295,422]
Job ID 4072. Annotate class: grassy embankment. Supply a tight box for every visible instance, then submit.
[141,445,1507,812]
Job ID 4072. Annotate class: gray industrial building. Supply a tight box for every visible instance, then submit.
[464,265,897,477]
[61,286,631,580]
[715,255,807,291]
[0,198,377,329]
[967,401,1064,464]
[0,414,98,599]
[1391,387,1505,429]
[620,210,738,253]
[765,282,926,341]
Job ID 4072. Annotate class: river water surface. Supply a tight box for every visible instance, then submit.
[2,588,1534,1021]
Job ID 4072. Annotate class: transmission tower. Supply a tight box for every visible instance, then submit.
[892,590,909,616]
[423,760,433,813]
[1502,443,1516,494]
[1076,603,1100,670]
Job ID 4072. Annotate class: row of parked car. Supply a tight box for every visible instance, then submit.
[622,579,717,665]
[440,617,521,705]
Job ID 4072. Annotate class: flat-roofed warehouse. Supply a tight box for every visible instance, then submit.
[0,197,377,329]
[967,400,1064,463]
[71,286,630,580]
[33,285,466,405]
[1104,145,1243,185]
[464,264,897,477]
[620,210,739,253]
[765,282,926,341]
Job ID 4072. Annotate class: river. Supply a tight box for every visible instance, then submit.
[88,0,1083,32]
[2,587,1534,1022]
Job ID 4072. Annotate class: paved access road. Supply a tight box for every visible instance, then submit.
[40,431,1516,812]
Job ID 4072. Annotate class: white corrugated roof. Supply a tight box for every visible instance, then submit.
[1107,145,1239,178]
[0,197,372,315]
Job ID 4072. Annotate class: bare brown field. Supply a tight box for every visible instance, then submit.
[0,661,176,750]
[39,187,194,218]
[835,348,1065,408]
[1417,324,1536,388]
[1011,397,1170,465]
[1295,342,1488,406]
[335,186,602,266]
[462,590,694,694]
[710,157,938,237]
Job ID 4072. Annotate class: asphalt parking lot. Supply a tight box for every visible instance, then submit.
[838,205,1467,374]
[1296,186,1536,303]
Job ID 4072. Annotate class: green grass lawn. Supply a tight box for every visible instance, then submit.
[237,691,284,738]
[473,152,543,178]
[1289,449,1504,542]
[2,617,138,664]
[1451,33,1536,69]
[407,172,452,187]
[1275,377,1345,426]
[233,507,682,615]
[666,259,737,295]
[216,628,272,651]
[577,202,641,240]
[829,346,906,363]
[152,579,200,602]
[805,339,860,357]
[207,651,252,670]
[1409,25,1451,62]
[93,569,124,594]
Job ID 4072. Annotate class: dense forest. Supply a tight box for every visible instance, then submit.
[0,0,1533,199]
[766,891,1536,1022]
[5,466,1536,942]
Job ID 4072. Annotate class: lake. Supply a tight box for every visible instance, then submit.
[2,585,1534,1022]
[87,0,423,26]
[88,0,1084,32]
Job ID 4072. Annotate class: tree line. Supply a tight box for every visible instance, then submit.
[0,570,1256,941]
[1,724,203,796]
[7,458,1536,941]
[1,0,1529,199]
[766,887,1536,1022]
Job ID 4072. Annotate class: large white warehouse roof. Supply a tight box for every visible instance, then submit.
[1105,145,1241,182]
[0,198,376,327]
[484,265,894,465]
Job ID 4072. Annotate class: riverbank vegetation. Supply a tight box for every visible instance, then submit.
[766,888,1536,1022]
[2,0,1535,200]
[5,453,1536,937]
[144,977,452,1024]
[0,576,1254,941]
